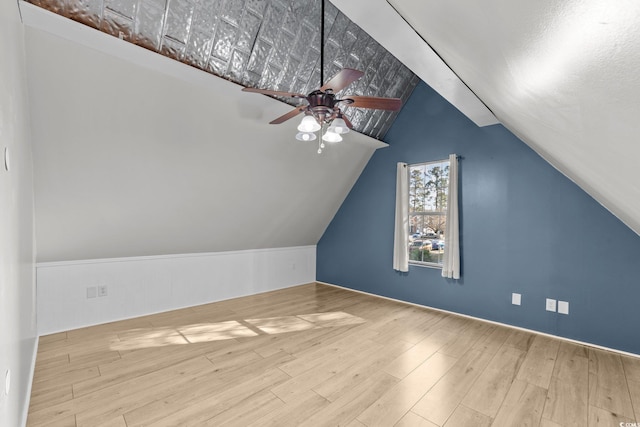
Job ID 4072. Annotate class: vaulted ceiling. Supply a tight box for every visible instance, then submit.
[18,0,640,262]
[337,0,640,235]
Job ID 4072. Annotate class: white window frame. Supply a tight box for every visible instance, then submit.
[408,158,450,269]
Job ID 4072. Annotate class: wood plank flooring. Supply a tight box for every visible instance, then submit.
[27,283,640,426]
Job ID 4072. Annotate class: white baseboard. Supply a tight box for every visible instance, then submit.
[36,246,316,335]
[317,281,640,359]
[20,336,38,427]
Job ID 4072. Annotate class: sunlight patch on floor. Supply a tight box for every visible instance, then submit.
[179,320,260,343]
[114,327,189,351]
[245,316,316,334]
[110,311,366,351]
[299,311,366,328]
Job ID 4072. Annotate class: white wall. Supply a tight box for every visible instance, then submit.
[37,246,316,335]
[0,1,38,426]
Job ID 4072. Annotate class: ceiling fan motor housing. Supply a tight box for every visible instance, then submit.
[307,91,339,123]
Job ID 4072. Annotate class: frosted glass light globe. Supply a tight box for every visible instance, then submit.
[297,115,321,132]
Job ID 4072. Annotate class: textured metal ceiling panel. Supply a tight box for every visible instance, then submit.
[28,0,419,139]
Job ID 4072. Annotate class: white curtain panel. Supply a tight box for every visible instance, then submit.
[442,154,460,279]
[393,162,409,272]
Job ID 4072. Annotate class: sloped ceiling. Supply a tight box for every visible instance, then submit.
[340,0,640,235]
[22,7,387,262]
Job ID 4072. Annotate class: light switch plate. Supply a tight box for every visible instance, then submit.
[512,293,521,305]
[558,301,569,315]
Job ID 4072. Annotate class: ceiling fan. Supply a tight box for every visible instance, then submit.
[242,68,401,127]
[240,1,402,150]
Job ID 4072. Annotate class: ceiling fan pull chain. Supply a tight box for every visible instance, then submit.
[317,123,324,154]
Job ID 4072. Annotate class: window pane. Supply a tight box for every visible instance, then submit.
[408,160,449,267]
[409,161,449,213]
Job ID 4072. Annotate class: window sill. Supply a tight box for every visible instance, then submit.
[409,262,443,270]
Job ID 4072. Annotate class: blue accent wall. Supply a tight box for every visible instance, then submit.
[317,81,640,355]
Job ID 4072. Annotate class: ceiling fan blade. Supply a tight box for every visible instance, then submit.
[269,106,307,124]
[347,96,402,111]
[242,87,306,99]
[320,68,364,93]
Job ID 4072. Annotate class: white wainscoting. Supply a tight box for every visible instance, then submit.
[36,246,316,335]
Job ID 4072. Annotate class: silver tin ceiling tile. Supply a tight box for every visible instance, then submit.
[163,0,194,45]
[280,57,301,93]
[191,2,220,31]
[101,7,134,39]
[260,3,286,45]
[246,38,272,76]
[244,0,267,18]
[271,33,296,79]
[207,58,227,76]
[134,0,165,50]
[68,0,103,28]
[185,30,214,69]
[211,19,237,63]
[29,0,68,15]
[229,49,249,82]
[235,11,261,53]
[160,35,186,60]
[104,0,135,19]
[262,63,283,90]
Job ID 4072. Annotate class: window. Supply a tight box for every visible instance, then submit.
[408,159,449,267]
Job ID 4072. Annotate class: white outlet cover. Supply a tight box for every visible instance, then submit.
[558,301,569,315]
[546,298,557,312]
[512,293,521,305]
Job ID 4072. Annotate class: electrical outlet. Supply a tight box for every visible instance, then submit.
[546,298,557,312]
[98,285,108,297]
[86,286,97,299]
[558,301,569,315]
[512,293,521,305]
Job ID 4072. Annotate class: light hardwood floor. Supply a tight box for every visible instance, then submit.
[27,283,640,426]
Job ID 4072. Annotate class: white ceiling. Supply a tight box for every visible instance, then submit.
[335,0,640,235]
